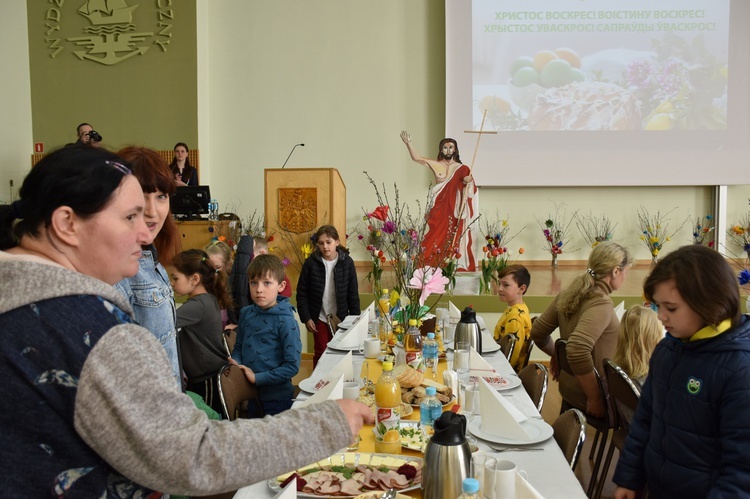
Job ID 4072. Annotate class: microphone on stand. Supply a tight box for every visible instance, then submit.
[281,143,305,169]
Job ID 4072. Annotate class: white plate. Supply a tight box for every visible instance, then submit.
[337,315,361,329]
[468,416,553,446]
[297,377,362,393]
[446,340,500,354]
[269,452,422,498]
[468,374,521,391]
[327,340,364,352]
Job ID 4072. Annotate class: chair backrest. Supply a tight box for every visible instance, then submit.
[216,364,263,420]
[518,363,548,413]
[223,329,237,356]
[603,358,641,430]
[553,408,587,470]
[555,339,613,427]
[498,333,517,362]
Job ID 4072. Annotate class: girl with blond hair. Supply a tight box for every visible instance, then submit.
[613,305,663,388]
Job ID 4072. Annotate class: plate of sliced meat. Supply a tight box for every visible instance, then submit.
[270,452,422,497]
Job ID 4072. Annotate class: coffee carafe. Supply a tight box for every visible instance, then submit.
[422,411,472,499]
[454,306,482,354]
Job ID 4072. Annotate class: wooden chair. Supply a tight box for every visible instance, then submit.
[518,363,548,413]
[592,359,642,499]
[554,339,613,498]
[498,333,517,362]
[216,364,264,420]
[553,408,587,470]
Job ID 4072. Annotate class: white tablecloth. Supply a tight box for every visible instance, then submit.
[235,339,586,498]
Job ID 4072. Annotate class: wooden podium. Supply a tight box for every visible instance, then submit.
[265,168,346,288]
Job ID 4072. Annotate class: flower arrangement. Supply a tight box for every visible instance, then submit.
[727,212,750,260]
[478,214,525,294]
[356,172,461,324]
[355,204,392,296]
[536,204,579,267]
[242,209,267,237]
[692,214,715,247]
[636,206,686,262]
[274,226,316,275]
[575,212,616,249]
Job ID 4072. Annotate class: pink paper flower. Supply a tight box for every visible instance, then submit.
[408,267,449,306]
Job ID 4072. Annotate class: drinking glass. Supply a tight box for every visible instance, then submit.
[444,317,459,343]
[455,341,470,383]
[471,452,487,494]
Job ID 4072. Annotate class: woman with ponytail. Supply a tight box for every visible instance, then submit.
[531,241,633,417]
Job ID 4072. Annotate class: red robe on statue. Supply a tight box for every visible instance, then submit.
[422,164,478,271]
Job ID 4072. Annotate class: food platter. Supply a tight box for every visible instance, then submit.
[269,452,422,498]
[409,394,456,409]
[399,421,425,451]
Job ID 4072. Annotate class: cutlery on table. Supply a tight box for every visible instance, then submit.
[382,488,397,499]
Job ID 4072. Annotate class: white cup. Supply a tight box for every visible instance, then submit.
[484,459,527,499]
[363,337,381,358]
[342,381,360,400]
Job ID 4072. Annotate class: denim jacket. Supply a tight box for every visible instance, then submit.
[115,246,180,385]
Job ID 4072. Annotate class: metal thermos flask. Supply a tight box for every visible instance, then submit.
[422,411,472,499]
[454,306,482,354]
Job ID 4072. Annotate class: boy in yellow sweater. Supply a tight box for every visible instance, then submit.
[493,264,532,371]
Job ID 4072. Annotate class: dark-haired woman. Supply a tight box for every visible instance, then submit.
[0,146,372,496]
[169,142,198,186]
[115,146,183,386]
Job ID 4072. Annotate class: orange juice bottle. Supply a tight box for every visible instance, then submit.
[374,361,401,451]
[378,289,390,317]
[404,319,424,372]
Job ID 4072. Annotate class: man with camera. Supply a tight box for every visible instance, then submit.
[70,122,103,148]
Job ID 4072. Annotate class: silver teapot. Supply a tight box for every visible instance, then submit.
[422,411,472,499]
[454,306,482,355]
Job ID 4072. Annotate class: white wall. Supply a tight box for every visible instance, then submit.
[0,0,32,204]
[196,0,750,264]
[3,1,749,262]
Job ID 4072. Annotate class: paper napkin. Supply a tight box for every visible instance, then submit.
[297,373,344,407]
[469,347,497,375]
[478,377,533,441]
[333,315,368,349]
[614,300,626,321]
[449,301,462,319]
[364,301,376,322]
[516,471,544,498]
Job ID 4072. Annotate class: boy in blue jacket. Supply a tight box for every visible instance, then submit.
[230,254,301,415]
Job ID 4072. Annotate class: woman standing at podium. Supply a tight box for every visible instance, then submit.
[170,142,198,186]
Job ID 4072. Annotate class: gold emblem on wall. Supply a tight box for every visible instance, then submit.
[278,188,317,233]
[42,0,177,64]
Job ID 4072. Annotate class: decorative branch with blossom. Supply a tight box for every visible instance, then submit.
[692,214,715,247]
[727,212,750,260]
[242,209,267,237]
[536,204,579,266]
[575,212,616,249]
[636,206,686,260]
[355,172,468,324]
[479,214,525,294]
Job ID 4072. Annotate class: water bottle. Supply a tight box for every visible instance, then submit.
[208,198,219,220]
[420,386,442,441]
[404,319,424,372]
[423,332,439,377]
[457,477,480,498]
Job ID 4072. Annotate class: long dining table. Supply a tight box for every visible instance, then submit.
[235,332,587,498]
